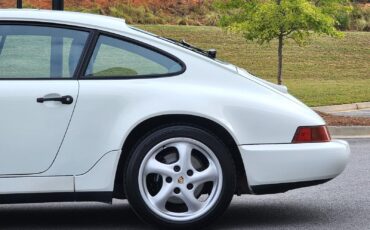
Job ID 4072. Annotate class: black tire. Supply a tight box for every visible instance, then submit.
[124,125,236,229]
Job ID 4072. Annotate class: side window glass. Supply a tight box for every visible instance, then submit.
[0,25,89,79]
[85,35,183,78]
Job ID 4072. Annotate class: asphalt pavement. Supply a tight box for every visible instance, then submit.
[0,139,368,229]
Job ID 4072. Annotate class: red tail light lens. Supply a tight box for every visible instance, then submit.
[292,126,331,143]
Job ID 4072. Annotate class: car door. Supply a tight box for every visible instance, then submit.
[53,33,186,175]
[0,23,89,175]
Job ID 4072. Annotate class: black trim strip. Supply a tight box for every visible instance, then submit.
[0,21,187,80]
[0,192,112,204]
[74,30,99,79]
[251,179,332,195]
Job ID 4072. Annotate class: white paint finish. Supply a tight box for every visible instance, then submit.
[0,81,78,175]
[0,11,350,199]
[239,140,350,186]
[75,150,120,192]
[46,72,324,175]
[0,176,74,194]
[44,38,324,176]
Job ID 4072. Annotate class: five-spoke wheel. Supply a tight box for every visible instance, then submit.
[139,138,222,220]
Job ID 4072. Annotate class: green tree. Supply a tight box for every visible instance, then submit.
[216,0,351,85]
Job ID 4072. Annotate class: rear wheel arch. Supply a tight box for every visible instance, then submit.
[113,114,251,199]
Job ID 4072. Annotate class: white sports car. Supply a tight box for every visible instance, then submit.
[0,9,350,228]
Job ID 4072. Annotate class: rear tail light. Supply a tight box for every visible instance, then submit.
[292,126,331,143]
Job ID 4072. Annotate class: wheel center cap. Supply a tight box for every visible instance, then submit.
[178,176,184,184]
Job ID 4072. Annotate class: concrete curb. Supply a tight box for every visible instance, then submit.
[313,102,370,113]
[329,126,370,138]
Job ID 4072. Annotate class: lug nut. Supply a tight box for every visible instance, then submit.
[187,184,194,190]
[187,170,193,176]
[174,187,181,194]
[174,165,181,172]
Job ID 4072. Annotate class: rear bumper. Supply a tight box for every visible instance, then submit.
[239,140,350,194]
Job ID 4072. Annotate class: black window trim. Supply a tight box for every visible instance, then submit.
[0,21,94,81]
[78,30,186,80]
[0,21,186,81]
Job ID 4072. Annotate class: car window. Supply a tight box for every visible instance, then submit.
[0,25,89,79]
[84,35,183,78]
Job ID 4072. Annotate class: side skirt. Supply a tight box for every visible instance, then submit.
[0,192,112,205]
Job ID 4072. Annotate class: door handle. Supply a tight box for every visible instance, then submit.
[37,95,74,105]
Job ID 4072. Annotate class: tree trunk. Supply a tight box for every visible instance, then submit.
[276,0,283,85]
[277,33,283,85]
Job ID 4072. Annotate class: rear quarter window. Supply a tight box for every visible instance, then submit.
[84,35,184,78]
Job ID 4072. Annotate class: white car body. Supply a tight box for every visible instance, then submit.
[0,9,349,225]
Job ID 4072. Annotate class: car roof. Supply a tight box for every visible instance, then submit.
[0,9,128,32]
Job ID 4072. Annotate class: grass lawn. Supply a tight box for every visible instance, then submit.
[139,25,370,107]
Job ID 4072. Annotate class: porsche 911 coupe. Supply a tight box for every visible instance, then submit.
[0,9,350,228]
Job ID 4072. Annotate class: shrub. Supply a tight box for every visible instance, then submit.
[349,4,370,31]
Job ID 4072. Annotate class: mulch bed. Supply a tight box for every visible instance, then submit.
[316,111,370,126]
